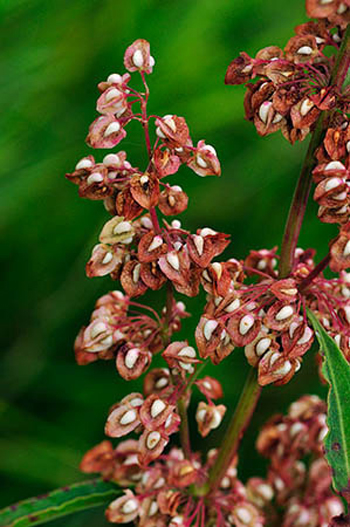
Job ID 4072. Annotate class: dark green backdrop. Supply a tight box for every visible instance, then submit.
[0,0,336,525]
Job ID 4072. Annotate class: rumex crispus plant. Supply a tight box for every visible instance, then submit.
[2,1,350,527]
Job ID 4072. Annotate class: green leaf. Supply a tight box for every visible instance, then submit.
[307,308,350,502]
[0,478,120,527]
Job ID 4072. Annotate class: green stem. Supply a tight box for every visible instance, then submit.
[201,368,261,495]
[279,24,350,279]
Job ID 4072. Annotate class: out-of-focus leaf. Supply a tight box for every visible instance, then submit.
[307,308,350,502]
[0,479,120,527]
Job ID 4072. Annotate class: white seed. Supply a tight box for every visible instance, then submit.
[75,158,93,170]
[272,112,283,124]
[225,298,240,313]
[132,263,141,283]
[172,220,181,229]
[235,507,252,524]
[210,409,223,429]
[196,408,207,422]
[257,259,267,270]
[325,161,345,171]
[173,241,182,251]
[167,252,180,271]
[297,327,313,345]
[104,121,121,136]
[335,205,348,214]
[269,352,281,366]
[300,98,314,116]
[163,115,176,132]
[172,185,183,192]
[297,45,313,55]
[156,126,166,139]
[120,409,137,425]
[133,49,144,67]
[203,144,217,156]
[343,240,350,257]
[103,153,121,166]
[105,88,121,101]
[259,101,272,123]
[155,377,168,389]
[148,501,158,517]
[130,397,143,407]
[337,2,347,14]
[275,305,293,321]
[202,269,211,282]
[196,154,208,168]
[325,177,342,191]
[146,431,161,449]
[200,227,217,237]
[346,141,350,153]
[193,235,204,255]
[212,262,222,279]
[141,216,153,229]
[239,314,254,336]
[125,348,139,369]
[151,399,166,418]
[87,172,103,185]
[320,0,334,3]
[148,235,163,252]
[113,221,132,235]
[107,73,122,84]
[122,499,138,514]
[179,361,194,372]
[178,346,196,358]
[204,320,218,340]
[290,422,304,437]
[274,360,292,377]
[91,321,108,339]
[318,426,328,442]
[140,174,149,186]
[102,252,113,265]
[257,483,274,501]
[344,306,350,324]
[334,191,347,201]
[149,56,155,67]
[120,236,133,245]
[100,335,113,347]
[124,454,138,466]
[220,476,231,489]
[256,337,271,356]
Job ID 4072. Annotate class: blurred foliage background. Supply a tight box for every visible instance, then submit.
[0,0,337,524]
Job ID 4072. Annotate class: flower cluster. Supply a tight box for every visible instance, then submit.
[196,247,350,386]
[80,394,341,526]
[225,11,350,144]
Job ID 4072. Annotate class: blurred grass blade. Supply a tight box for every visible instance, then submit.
[307,308,350,503]
[0,478,120,527]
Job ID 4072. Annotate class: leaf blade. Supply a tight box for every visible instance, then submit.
[0,478,120,527]
[307,308,350,502]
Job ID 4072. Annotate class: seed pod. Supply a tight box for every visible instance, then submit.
[96,84,129,116]
[140,261,167,290]
[187,230,230,268]
[225,52,254,85]
[138,231,167,263]
[124,39,155,74]
[106,490,139,523]
[155,115,191,148]
[87,115,127,149]
[195,376,223,400]
[116,187,144,221]
[195,401,226,437]
[105,396,142,438]
[116,345,151,380]
[187,140,221,177]
[130,172,160,209]
[195,316,222,360]
[264,301,296,331]
[258,350,299,386]
[138,429,169,466]
[120,260,148,297]
[245,331,277,367]
[80,440,115,476]
[139,394,175,431]
[285,34,319,64]
[143,368,171,396]
[158,185,188,215]
[162,341,200,374]
[86,244,124,278]
[330,223,350,272]
[227,310,261,347]
[152,147,182,178]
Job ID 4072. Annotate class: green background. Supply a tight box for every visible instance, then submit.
[0,0,336,524]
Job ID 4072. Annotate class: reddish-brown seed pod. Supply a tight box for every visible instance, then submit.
[86,115,127,149]
[80,440,115,475]
[116,345,151,380]
[195,376,223,400]
[120,260,148,297]
[86,244,124,278]
[330,223,350,272]
[140,262,167,290]
[106,490,140,523]
[138,231,167,263]
[139,394,175,431]
[195,401,226,437]
[258,350,299,386]
[158,185,189,216]
[264,302,296,332]
[187,228,230,268]
[155,115,191,148]
[105,400,142,438]
[130,172,160,209]
[162,341,199,374]
[152,147,181,177]
[225,52,254,85]
[124,39,155,74]
[227,310,261,347]
[143,368,172,397]
[137,429,169,466]
[116,187,144,220]
[187,140,221,177]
